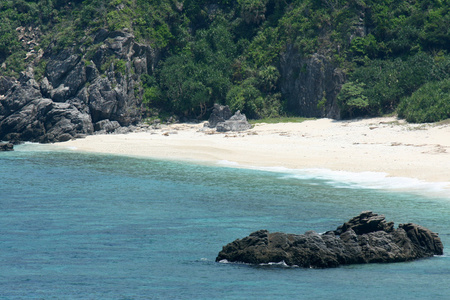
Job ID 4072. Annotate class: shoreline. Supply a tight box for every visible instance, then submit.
[52,117,450,191]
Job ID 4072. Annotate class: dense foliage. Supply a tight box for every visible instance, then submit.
[398,78,450,123]
[1,0,449,122]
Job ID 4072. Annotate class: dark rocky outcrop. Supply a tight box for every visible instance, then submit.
[0,29,159,143]
[279,46,345,119]
[216,211,443,268]
[0,72,93,143]
[205,104,233,128]
[0,142,13,151]
[205,104,252,132]
[0,76,15,95]
[94,119,121,133]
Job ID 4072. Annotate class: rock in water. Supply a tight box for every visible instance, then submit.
[216,211,443,268]
[0,142,14,151]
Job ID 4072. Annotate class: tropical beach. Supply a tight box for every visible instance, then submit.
[4,134,450,299]
[55,117,450,186]
[3,1,450,298]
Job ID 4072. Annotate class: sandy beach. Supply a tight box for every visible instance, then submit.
[55,117,450,188]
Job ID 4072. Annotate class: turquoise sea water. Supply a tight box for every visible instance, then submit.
[1,144,449,299]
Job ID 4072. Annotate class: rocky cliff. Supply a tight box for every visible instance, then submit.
[216,211,444,268]
[1,30,346,144]
[0,29,157,143]
[279,45,344,119]
[1,35,346,144]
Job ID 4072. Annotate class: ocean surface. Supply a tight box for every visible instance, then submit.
[1,144,449,299]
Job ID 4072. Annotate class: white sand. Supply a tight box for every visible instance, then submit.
[54,117,450,188]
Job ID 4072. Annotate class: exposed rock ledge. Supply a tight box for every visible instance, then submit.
[216,211,443,268]
[0,29,157,144]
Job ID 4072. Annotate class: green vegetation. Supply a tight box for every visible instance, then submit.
[398,78,450,123]
[1,0,449,122]
[337,81,369,118]
[345,53,450,118]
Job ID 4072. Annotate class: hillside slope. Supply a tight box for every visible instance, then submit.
[1,0,449,142]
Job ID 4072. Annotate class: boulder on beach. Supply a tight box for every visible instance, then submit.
[216,111,252,132]
[216,211,444,268]
[205,104,252,132]
[205,104,233,128]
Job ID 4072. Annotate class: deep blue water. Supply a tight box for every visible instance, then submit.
[1,144,449,299]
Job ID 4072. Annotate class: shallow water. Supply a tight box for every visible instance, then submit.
[1,144,449,299]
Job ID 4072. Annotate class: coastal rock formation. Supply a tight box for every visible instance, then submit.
[0,142,13,151]
[216,111,252,132]
[205,104,233,128]
[216,211,443,268]
[279,46,345,119]
[0,29,158,143]
[205,104,252,132]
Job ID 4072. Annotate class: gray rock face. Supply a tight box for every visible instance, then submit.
[0,142,13,151]
[0,29,159,143]
[0,77,15,95]
[45,49,82,88]
[216,211,443,268]
[279,46,345,119]
[94,119,120,133]
[205,103,232,128]
[205,104,252,132]
[216,111,252,132]
[0,74,93,143]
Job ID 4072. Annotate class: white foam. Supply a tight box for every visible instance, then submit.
[280,168,450,199]
[217,160,240,166]
[14,142,52,151]
[215,160,450,199]
[218,259,298,268]
[218,259,230,264]
[15,143,78,152]
[260,260,298,268]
